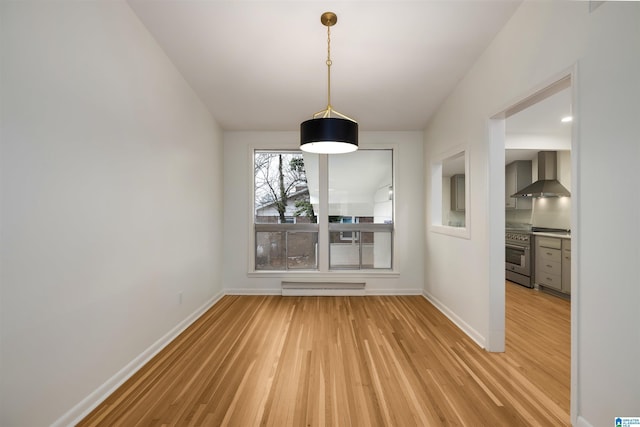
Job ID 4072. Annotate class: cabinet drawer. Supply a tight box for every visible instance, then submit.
[537,237,562,249]
[538,272,562,290]
[539,259,561,276]
[538,247,561,263]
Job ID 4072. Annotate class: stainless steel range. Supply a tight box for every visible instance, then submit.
[506,230,533,288]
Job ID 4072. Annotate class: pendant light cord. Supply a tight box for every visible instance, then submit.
[310,12,355,122]
[326,23,332,114]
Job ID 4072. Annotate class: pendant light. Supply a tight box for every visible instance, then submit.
[300,12,358,154]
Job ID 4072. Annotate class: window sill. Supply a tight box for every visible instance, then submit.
[248,270,401,279]
[430,224,471,239]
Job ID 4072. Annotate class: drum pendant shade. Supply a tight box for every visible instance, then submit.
[300,118,358,154]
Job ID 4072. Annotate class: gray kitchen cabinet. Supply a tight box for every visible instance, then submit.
[505,160,532,210]
[450,174,465,212]
[535,236,563,292]
[561,239,571,294]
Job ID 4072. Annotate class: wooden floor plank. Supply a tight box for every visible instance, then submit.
[78,282,570,426]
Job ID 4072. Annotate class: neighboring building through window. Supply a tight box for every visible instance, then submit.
[254,151,318,270]
[338,216,359,241]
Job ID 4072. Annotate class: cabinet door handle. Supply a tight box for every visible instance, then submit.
[546,264,553,268]
[546,252,553,256]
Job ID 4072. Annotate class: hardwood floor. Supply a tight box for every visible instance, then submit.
[78,282,570,426]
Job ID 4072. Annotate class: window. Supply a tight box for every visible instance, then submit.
[328,150,393,270]
[430,147,470,239]
[254,151,318,270]
[254,149,393,271]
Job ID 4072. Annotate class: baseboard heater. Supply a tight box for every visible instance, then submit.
[281,281,366,296]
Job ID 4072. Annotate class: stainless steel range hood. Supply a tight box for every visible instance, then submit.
[511,151,570,198]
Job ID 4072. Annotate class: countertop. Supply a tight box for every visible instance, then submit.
[532,232,571,239]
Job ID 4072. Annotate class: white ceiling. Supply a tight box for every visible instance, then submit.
[505,86,572,164]
[506,88,572,139]
[127,0,523,131]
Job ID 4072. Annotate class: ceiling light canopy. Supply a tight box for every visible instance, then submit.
[300,12,358,154]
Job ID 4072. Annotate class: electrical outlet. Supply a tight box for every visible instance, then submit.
[178,291,183,305]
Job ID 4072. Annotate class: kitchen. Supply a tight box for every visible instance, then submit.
[505,83,572,298]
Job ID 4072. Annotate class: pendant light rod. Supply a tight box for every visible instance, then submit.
[311,12,355,123]
[322,12,338,110]
[326,12,332,110]
[300,11,358,154]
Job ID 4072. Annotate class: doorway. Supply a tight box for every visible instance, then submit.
[489,72,577,423]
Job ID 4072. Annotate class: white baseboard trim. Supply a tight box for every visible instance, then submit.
[282,288,366,296]
[422,290,486,349]
[366,288,423,296]
[225,288,423,296]
[52,288,440,426]
[575,416,594,427]
[282,281,366,296]
[52,291,224,427]
[224,288,281,295]
[281,289,422,296]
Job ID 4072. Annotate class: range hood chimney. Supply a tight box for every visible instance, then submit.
[511,151,570,198]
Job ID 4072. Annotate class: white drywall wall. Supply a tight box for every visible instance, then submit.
[0,2,223,425]
[575,3,640,424]
[424,1,640,425]
[425,0,589,350]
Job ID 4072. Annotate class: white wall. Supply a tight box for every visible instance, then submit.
[0,2,224,426]
[223,131,424,294]
[425,0,589,349]
[423,1,640,425]
[575,3,640,425]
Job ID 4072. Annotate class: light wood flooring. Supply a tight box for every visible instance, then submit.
[78,282,570,426]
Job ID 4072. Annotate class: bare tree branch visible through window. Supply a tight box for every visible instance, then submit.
[254,152,313,223]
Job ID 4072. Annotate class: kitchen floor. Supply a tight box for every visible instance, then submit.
[505,280,571,420]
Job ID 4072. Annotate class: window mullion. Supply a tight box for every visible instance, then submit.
[285,231,289,271]
[318,154,329,272]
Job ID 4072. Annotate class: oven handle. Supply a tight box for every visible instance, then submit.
[506,244,528,250]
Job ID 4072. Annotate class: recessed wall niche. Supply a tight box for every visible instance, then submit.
[430,148,470,239]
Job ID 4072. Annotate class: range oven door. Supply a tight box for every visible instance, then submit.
[506,243,530,276]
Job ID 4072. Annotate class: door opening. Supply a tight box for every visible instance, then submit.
[489,71,576,424]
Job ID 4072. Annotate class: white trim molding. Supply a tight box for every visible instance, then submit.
[54,287,426,426]
[51,291,224,427]
[282,281,366,296]
[422,290,486,349]
[225,288,282,295]
[575,416,595,427]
